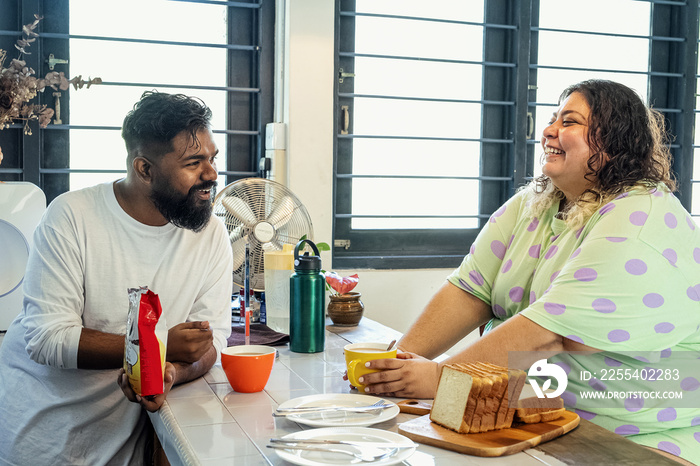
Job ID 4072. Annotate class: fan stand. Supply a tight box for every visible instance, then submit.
[244,242,250,345]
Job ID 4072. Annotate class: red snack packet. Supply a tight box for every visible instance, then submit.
[124,287,168,396]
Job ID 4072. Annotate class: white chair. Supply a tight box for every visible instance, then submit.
[0,182,46,331]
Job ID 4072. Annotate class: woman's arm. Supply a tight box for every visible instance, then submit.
[397,281,493,359]
[364,314,597,398]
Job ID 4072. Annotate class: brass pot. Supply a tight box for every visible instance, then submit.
[327,292,364,327]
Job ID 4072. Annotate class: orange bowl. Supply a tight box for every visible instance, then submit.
[220,345,276,393]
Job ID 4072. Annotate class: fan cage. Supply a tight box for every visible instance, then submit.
[213,178,314,291]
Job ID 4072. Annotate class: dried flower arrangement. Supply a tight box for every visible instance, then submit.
[0,14,101,137]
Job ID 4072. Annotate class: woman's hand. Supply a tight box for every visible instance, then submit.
[117,362,176,413]
[354,351,440,399]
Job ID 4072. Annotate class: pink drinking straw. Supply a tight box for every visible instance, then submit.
[244,243,250,345]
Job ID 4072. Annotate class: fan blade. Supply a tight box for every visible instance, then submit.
[266,196,296,229]
[222,196,258,226]
[231,235,248,271]
[228,225,245,243]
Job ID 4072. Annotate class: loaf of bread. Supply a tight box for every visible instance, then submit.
[429,362,527,434]
[514,383,565,424]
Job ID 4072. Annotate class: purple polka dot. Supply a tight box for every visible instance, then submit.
[694,248,700,264]
[576,409,597,421]
[654,322,674,334]
[575,227,584,239]
[544,302,566,315]
[490,240,506,260]
[493,304,507,318]
[635,356,650,363]
[629,211,648,226]
[501,259,512,273]
[544,245,559,259]
[561,390,577,407]
[470,244,476,255]
[624,395,644,412]
[663,249,678,267]
[574,268,597,282]
[681,377,700,391]
[689,217,697,230]
[687,285,700,302]
[469,270,485,286]
[528,244,541,258]
[599,203,616,215]
[661,348,672,358]
[691,417,700,426]
[509,287,524,302]
[664,212,678,229]
[458,279,475,293]
[550,271,560,283]
[554,361,571,374]
[566,335,584,344]
[490,205,506,223]
[608,329,630,343]
[694,432,700,443]
[643,293,664,308]
[550,234,560,242]
[570,248,582,258]
[529,291,537,304]
[615,193,629,200]
[657,441,681,456]
[615,424,640,435]
[624,259,647,275]
[651,188,664,197]
[592,298,616,313]
[658,407,677,422]
[527,218,539,231]
[604,357,623,367]
[606,237,627,243]
[508,235,515,248]
[588,378,606,391]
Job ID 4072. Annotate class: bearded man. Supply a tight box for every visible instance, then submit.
[0,92,233,465]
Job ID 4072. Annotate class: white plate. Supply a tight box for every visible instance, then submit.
[276,394,399,427]
[271,426,416,466]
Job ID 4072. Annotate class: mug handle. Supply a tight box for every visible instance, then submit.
[347,359,366,388]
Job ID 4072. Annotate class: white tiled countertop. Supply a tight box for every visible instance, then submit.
[149,318,673,466]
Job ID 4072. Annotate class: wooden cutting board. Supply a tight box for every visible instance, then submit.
[398,410,580,457]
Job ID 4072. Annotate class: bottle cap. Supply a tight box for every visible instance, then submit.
[293,239,322,271]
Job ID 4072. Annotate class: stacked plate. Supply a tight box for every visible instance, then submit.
[270,394,416,465]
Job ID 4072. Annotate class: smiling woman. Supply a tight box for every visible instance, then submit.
[361,79,700,465]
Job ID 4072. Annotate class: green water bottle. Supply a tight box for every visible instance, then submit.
[289,239,325,353]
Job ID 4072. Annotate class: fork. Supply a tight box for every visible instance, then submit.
[266,444,399,462]
[274,399,391,415]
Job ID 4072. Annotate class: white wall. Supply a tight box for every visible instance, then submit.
[280,1,479,352]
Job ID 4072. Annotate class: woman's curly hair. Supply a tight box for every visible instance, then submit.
[530,79,676,226]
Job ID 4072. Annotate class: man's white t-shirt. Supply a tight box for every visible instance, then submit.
[0,181,233,465]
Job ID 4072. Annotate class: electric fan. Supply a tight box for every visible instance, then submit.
[212,177,314,292]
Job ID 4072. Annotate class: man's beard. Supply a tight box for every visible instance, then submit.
[150,178,216,233]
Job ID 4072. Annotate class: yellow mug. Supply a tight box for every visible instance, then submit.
[344,342,397,391]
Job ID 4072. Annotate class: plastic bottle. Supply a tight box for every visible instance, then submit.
[289,239,325,353]
[263,243,295,333]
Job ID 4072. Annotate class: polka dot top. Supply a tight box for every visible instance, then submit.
[449,184,700,350]
[448,184,700,459]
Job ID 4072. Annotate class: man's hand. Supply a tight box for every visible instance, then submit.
[117,363,176,413]
[167,321,213,363]
[353,351,441,399]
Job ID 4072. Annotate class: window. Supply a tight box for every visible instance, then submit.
[335,0,698,269]
[0,0,273,203]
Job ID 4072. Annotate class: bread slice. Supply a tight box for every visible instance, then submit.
[514,383,565,424]
[430,363,483,433]
[430,362,527,434]
[465,363,506,432]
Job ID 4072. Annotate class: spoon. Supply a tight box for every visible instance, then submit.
[386,339,396,351]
